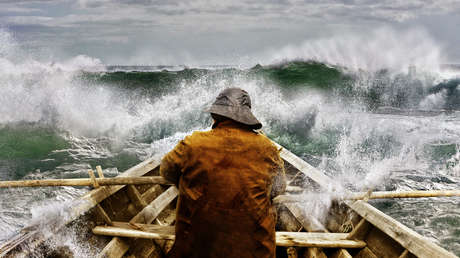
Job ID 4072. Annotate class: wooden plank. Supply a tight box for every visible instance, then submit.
[274,141,340,190]
[285,203,327,232]
[0,176,170,188]
[399,250,409,258]
[284,203,353,257]
[278,205,303,232]
[354,247,378,258]
[275,140,457,257]
[128,239,162,258]
[275,190,460,203]
[111,221,175,235]
[278,204,330,258]
[74,158,160,217]
[0,230,38,257]
[284,202,329,257]
[365,226,404,258]
[134,211,177,257]
[93,226,365,248]
[347,218,371,240]
[330,249,352,258]
[134,186,176,258]
[130,186,178,224]
[127,185,148,210]
[96,165,105,178]
[283,203,354,257]
[93,225,175,240]
[98,236,130,258]
[97,186,178,258]
[349,189,460,199]
[304,247,327,258]
[96,204,113,226]
[0,157,161,257]
[277,141,359,258]
[398,249,416,258]
[89,169,100,188]
[350,200,457,258]
[125,207,178,258]
[276,232,366,248]
[140,185,164,204]
[286,186,303,193]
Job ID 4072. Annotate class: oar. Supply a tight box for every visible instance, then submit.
[0,176,171,188]
[274,189,460,204]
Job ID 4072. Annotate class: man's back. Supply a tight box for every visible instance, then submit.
[161,120,285,258]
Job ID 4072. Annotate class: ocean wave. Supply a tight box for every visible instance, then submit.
[0,28,459,255]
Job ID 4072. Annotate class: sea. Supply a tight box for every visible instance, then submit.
[0,28,459,256]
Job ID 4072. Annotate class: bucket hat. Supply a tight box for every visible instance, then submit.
[206,88,262,129]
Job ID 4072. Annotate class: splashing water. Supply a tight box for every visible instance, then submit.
[0,28,459,255]
[268,27,444,73]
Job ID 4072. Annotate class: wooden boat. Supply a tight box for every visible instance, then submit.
[0,140,457,258]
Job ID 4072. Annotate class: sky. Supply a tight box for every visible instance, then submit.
[1,0,460,66]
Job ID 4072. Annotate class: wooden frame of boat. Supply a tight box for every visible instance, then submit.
[0,141,457,258]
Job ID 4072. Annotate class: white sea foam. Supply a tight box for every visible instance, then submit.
[0,27,459,254]
[267,27,443,74]
[419,89,448,109]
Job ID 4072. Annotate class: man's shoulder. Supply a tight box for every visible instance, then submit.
[185,129,276,149]
[189,129,210,139]
[235,131,279,153]
[182,130,212,144]
[256,133,279,151]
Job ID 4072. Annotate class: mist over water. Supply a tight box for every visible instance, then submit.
[0,28,459,255]
[268,27,443,73]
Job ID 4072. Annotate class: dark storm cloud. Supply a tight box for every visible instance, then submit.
[1,0,460,64]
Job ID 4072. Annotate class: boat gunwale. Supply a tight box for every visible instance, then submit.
[274,140,457,258]
[0,157,160,257]
[1,141,457,257]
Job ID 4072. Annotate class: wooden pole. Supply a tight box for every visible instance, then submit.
[96,166,105,178]
[0,176,171,188]
[92,225,366,248]
[350,189,460,200]
[274,189,460,204]
[88,169,99,188]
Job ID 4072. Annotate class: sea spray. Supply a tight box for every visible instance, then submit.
[10,198,100,258]
[0,187,87,241]
[0,27,459,255]
[268,27,443,73]
[446,145,460,177]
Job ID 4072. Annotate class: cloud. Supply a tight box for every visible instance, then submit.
[3,16,54,25]
[0,6,42,14]
[3,0,460,29]
[1,0,459,64]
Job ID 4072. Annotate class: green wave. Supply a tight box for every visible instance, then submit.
[0,124,69,159]
[79,60,459,110]
[249,61,352,90]
[0,124,70,179]
[80,61,351,93]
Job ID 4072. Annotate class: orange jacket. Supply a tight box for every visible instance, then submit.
[160,120,286,258]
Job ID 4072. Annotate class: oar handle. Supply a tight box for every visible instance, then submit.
[350,190,460,200]
[274,189,460,204]
[0,176,172,188]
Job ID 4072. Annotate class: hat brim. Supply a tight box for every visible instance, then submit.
[205,104,262,129]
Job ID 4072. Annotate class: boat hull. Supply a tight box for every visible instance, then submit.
[0,141,457,258]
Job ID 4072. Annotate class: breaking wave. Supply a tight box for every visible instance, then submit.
[0,28,459,255]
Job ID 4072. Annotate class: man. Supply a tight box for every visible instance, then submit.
[160,88,286,258]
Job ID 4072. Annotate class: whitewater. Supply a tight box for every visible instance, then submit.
[0,27,459,256]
